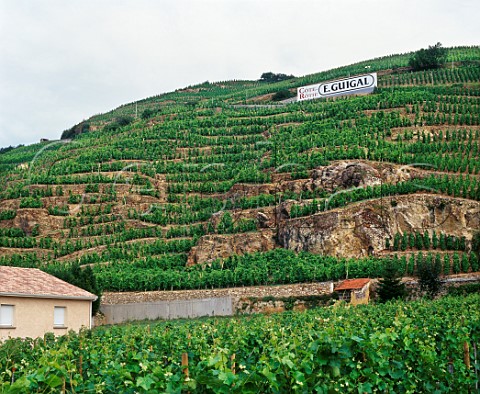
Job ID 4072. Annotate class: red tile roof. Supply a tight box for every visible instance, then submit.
[0,266,97,300]
[334,278,370,291]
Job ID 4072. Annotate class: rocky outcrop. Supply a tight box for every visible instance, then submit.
[14,208,64,234]
[181,161,477,264]
[225,161,422,200]
[187,229,277,265]
[187,193,480,264]
[257,211,272,228]
[278,194,480,258]
[311,161,382,191]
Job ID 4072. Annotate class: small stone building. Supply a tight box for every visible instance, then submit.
[0,266,97,339]
[334,278,371,305]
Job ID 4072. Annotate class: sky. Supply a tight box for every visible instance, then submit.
[0,0,479,148]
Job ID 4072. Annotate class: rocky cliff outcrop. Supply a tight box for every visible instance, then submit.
[14,208,64,234]
[187,159,478,264]
[187,194,479,264]
[310,161,382,191]
[187,229,277,265]
[225,161,422,200]
[278,194,480,258]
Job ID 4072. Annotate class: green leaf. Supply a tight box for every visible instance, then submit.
[281,356,294,369]
[330,366,341,378]
[207,354,222,367]
[45,374,63,388]
[5,377,31,394]
[293,370,306,384]
[218,371,236,386]
[358,382,373,393]
[136,375,155,390]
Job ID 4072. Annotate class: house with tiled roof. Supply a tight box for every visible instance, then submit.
[334,278,371,305]
[0,266,97,339]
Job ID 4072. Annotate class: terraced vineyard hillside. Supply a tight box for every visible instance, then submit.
[1,46,479,292]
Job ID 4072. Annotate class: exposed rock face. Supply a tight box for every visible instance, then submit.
[188,192,480,264]
[14,208,64,234]
[278,194,480,258]
[183,161,478,264]
[311,161,382,191]
[256,211,272,228]
[187,229,277,265]
[224,161,422,201]
[275,199,298,221]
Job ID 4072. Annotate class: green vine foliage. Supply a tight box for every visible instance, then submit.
[0,295,478,392]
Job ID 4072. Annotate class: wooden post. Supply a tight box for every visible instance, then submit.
[231,354,236,375]
[473,342,478,392]
[79,341,83,376]
[182,352,189,379]
[463,341,470,369]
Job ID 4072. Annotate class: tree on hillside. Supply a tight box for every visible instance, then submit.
[409,42,448,71]
[376,264,407,302]
[417,258,443,298]
[259,72,295,83]
[61,121,90,140]
[141,108,157,120]
[0,145,23,155]
[272,89,295,101]
[47,263,102,315]
[104,116,134,132]
[472,231,480,256]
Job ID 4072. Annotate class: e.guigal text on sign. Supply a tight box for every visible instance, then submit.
[297,73,377,102]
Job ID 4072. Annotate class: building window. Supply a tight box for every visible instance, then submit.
[54,306,66,327]
[0,304,14,327]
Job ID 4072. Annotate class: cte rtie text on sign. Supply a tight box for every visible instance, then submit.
[297,73,377,102]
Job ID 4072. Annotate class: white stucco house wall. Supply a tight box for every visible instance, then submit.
[0,266,97,339]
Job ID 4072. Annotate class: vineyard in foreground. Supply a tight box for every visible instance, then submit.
[1,294,479,393]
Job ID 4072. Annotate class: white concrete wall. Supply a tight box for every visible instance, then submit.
[100,297,232,325]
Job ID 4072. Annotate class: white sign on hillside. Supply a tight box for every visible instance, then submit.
[297,73,377,102]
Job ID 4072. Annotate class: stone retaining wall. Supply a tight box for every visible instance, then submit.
[96,275,480,325]
[102,282,334,305]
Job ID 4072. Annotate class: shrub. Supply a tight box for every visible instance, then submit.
[116,116,134,127]
[104,116,134,132]
[377,264,407,302]
[46,263,102,315]
[472,232,480,256]
[259,72,295,83]
[417,258,443,298]
[409,42,448,71]
[141,108,157,119]
[272,89,295,101]
[448,283,480,296]
[61,121,90,140]
[0,210,16,220]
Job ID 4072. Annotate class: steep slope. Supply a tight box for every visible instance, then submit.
[0,46,479,292]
